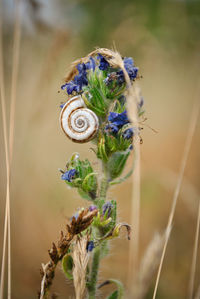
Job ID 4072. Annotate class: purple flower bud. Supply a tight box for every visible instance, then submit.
[87,241,95,252]
[105,123,119,134]
[89,205,97,212]
[102,202,113,218]
[129,144,133,151]
[61,169,77,182]
[122,128,134,140]
[138,96,144,108]
[60,103,65,109]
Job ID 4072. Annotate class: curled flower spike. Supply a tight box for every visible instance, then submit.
[39,48,144,298]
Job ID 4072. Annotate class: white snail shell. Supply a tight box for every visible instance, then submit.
[60,95,99,143]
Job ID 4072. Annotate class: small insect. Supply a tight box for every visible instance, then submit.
[60,95,99,143]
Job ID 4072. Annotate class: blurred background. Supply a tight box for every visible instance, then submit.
[0,0,200,298]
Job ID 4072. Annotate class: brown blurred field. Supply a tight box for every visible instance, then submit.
[0,0,200,298]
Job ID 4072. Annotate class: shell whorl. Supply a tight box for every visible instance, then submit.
[60,95,99,143]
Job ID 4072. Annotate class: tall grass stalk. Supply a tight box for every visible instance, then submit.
[133,226,171,299]
[0,8,11,299]
[105,49,141,286]
[153,88,200,299]
[9,0,22,163]
[188,199,200,299]
[0,1,21,298]
[126,83,141,290]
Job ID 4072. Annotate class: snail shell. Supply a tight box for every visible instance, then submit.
[60,95,99,143]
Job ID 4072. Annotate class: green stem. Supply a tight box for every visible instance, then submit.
[99,177,109,199]
[88,246,101,299]
[99,163,109,200]
[88,163,109,298]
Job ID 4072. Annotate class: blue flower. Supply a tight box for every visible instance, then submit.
[61,169,77,182]
[122,128,134,140]
[85,57,96,71]
[117,57,138,84]
[87,241,95,252]
[61,62,89,95]
[108,111,129,127]
[97,54,109,71]
[105,123,119,134]
[102,202,113,218]
[61,82,80,95]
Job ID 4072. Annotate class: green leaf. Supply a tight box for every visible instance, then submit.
[109,162,135,186]
[107,291,118,299]
[62,254,73,280]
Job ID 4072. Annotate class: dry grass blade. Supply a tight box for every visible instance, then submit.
[72,235,89,299]
[0,1,22,298]
[188,199,200,299]
[133,226,171,299]
[153,88,200,299]
[9,0,22,163]
[0,4,11,299]
[121,64,141,288]
[8,1,22,298]
[194,284,200,299]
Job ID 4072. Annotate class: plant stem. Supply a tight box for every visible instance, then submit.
[99,163,109,200]
[88,163,109,298]
[88,246,101,299]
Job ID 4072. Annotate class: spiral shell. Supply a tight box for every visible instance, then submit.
[60,95,99,143]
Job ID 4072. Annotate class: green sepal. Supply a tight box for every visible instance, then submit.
[107,291,119,299]
[72,178,83,187]
[97,136,108,162]
[107,151,130,179]
[82,172,97,193]
[105,279,124,299]
[94,198,105,209]
[62,254,73,280]
[82,92,106,117]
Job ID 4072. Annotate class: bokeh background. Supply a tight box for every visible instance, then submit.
[0,0,200,298]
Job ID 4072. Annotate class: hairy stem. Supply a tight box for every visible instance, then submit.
[88,246,101,299]
[88,164,109,298]
[99,163,109,200]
